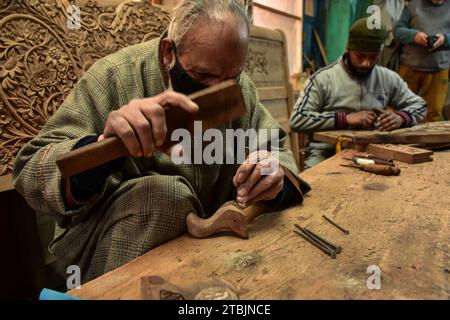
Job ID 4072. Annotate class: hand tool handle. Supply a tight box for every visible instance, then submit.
[56,137,127,180]
[355,157,394,166]
[354,158,375,166]
[371,158,395,166]
[354,152,394,165]
[360,164,401,176]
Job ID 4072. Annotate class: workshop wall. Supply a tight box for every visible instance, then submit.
[252,0,303,78]
[325,0,373,64]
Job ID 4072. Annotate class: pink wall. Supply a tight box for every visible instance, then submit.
[253,1,303,75]
[254,0,301,15]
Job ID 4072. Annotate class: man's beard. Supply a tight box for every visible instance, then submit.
[345,56,375,78]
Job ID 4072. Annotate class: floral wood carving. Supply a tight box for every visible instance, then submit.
[245,48,268,77]
[0,0,170,175]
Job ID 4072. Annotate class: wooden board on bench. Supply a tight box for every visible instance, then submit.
[366,144,433,164]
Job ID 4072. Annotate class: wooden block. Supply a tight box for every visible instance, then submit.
[366,144,433,164]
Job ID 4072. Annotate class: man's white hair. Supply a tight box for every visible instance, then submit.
[168,0,251,52]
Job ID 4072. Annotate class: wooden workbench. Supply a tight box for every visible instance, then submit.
[69,150,450,300]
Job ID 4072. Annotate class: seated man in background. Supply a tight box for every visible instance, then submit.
[13,0,310,283]
[290,18,427,169]
[394,0,450,122]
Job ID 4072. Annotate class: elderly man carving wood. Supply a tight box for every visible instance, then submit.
[290,18,427,169]
[13,0,310,283]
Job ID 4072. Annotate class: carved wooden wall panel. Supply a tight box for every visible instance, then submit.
[0,0,170,175]
[245,39,286,88]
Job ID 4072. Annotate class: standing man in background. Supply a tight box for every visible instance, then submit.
[374,0,406,70]
[394,0,450,122]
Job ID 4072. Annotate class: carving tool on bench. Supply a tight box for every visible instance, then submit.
[294,224,341,259]
[353,152,395,165]
[322,215,349,235]
[340,163,401,176]
[343,156,394,166]
[344,157,376,166]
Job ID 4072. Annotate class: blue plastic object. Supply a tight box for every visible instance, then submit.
[39,288,81,300]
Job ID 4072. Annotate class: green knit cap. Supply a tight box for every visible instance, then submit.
[347,17,388,52]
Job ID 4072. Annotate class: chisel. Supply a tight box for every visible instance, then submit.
[340,163,401,176]
[343,156,394,166]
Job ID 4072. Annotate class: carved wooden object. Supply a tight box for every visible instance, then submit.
[141,275,239,300]
[0,0,170,176]
[186,201,271,239]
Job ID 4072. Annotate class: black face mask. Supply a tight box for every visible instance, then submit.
[345,54,375,78]
[169,43,209,95]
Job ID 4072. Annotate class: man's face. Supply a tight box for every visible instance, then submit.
[162,16,249,89]
[347,50,380,75]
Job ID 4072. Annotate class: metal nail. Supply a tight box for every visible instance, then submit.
[322,215,350,235]
[294,229,336,259]
[295,224,342,254]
